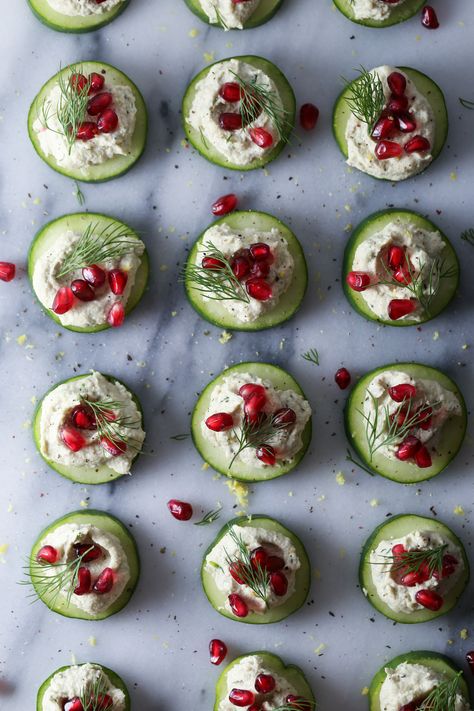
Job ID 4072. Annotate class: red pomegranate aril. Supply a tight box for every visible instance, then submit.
[61,425,86,452]
[108,269,128,295]
[212,193,238,216]
[246,278,272,301]
[405,135,431,154]
[228,593,248,618]
[71,279,95,302]
[249,261,270,279]
[37,545,58,564]
[167,499,193,521]
[74,543,102,562]
[88,72,105,93]
[387,71,407,97]
[244,391,267,423]
[273,407,297,426]
[421,5,439,29]
[205,412,234,431]
[415,588,443,611]
[219,82,242,103]
[249,127,273,148]
[388,245,405,270]
[219,112,243,131]
[70,405,96,430]
[229,561,246,585]
[266,555,285,572]
[466,651,474,675]
[270,571,288,596]
[415,446,432,468]
[93,567,114,594]
[64,698,83,711]
[100,436,126,456]
[399,704,417,711]
[286,695,313,710]
[229,688,255,707]
[335,367,351,390]
[256,444,276,466]
[400,569,426,587]
[239,383,266,401]
[250,242,271,262]
[396,436,421,461]
[87,91,112,116]
[248,706,263,711]
[250,547,268,570]
[397,112,417,133]
[255,674,276,694]
[97,109,119,133]
[371,116,397,141]
[0,262,16,282]
[387,95,409,114]
[231,256,251,281]
[82,264,106,288]
[209,639,227,665]
[74,567,91,595]
[388,383,417,402]
[107,302,125,328]
[388,298,417,320]
[392,544,406,559]
[202,255,226,270]
[300,103,320,131]
[375,140,403,160]
[346,271,371,292]
[76,122,98,141]
[95,694,113,711]
[417,406,433,430]
[70,73,88,93]
[393,264,412,285]
[433,554,458,580]
[52,286,74,314]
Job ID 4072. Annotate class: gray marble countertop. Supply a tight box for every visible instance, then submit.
[1,0,474,709]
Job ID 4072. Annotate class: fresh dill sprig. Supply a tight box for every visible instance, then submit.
[459,97,474,110]
[73,181,85,206]
[229,412,290,469]
[346,448,375,477]
[170,433,190,441]
[302,348,320,366]
[225,527,269,604]
[273,702,315,711]
[199,126,209,149]
[343,66,385,134]
[418,672,462,711]
[374,543,448,577]
[230,70,291,142]
[21,545,94,607]
[81,397,142,454]
[212,3,229,30]
[183,241,250,303]
[79,671,113,711]
[194,505,222,526]
[461,228,474,246]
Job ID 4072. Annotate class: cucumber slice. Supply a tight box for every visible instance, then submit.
[192,362,312,482]
[360,514,469,624]
[37,663,131,710]
[333,67,448,179]
[182,55,295,171]
[185,210,307,331]
[27,0,130,33]
[28,61,147,182]
[333,0,424,28]
[183,0,284,28]
[369,651,471,711]
[342,209,459,326]
[201,515,311,624]
[214,652,315,710]
[28,212,149,333]
[29,509,140,620]
[345,362,467,483]
[33,373,145,485]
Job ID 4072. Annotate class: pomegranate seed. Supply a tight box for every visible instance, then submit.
[82,264,106,288]
[249,261,270,279]
[219,113,243,131]
[87,92,112,116]
[37,545,58,564]
[399,704,417,711]
[397,112,417,133]
[0,262,16,282]
[273,408,297,426]
[466,651,474,675]
[93,567,114,594]
[387,71,407,97]
[388,383,416,402]
[421,5,439,28]
[417,406,433,430]
[393,264,412,285]
[415,445,432,468]
[229,561,246,585]
[392,544,406,558]
[246,278,272,301]
[229,689,255,707]
[396,436,421,461]
[388,245,405,269]
[209,639,227,665]
[167,499,193,521]
[401,569,427,587]
[239,383,266,401]
[108,269,128,295]
[70,405,96,430]
[415,588,443,611]
[371,115,397,141]
[74,567,91,595]
[52,286,74,314]
[64,698,83,711]
[88,72,105,93]
[433,554,458,580]
[255,674,276,694]
[387,95,409,114]
[249,243,271,262]
[346,271,371,292]
[244,391,267,423]
[76,122,99,141]
[95,694,113,711]
[202,256,226,270]
[70,73,88,93]
[300,103,320,131]
[388,298,417,320]
[212,193,238,216]
[74,543,102,562]
[219,82,242,102]
[60,425,86,452]
[100,436,126,456]
[228,593,248,618]
[231,256,251,281]
[256,444,276,466]
[270,571,288,596]
[71,279,95,302]
[97,109,119,133]
[205,412,234,431]
[286,695,313,710]
[248,706,263,711]
[405,135,431,153]
[250,547,268,570]
[266,555,285,572]
[106,302,125,328]
[249,127,273,148]
[375,140,403,160]
[335,367,351,390]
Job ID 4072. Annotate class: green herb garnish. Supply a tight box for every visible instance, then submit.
[229,411,290,469]
[80,397,142,454]
[459,97,474,110]
[230,70,291,142]
[345,448,375,477]
[302,348,320,366]
[79,671,113,711]
[21,544,94,607]
[343,66,385,134]
[194,505,222,526]
[461,228,474,246]
[418,672,463,711]
[39,64,90,154]
[183,241,250,304]
[225,527,269,605]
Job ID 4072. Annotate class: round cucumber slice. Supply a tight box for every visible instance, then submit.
[201,515,311,624]
[360,514,469,624]
[214,651,315,710]
[369,651,470,711]
[27,0,130,33]
[192,362,312,482]
[33,373,145,485]
[28,212,149,333]
[342,209,459,327]
[333,0,424,28]
[185,210,307,331]
[345,362,467,484]
[37,663,131,710]
[183,0,284,28]
[182,55,295,171]
[29,509,140,620]
[28,61,147,182]
[333,67,448,179]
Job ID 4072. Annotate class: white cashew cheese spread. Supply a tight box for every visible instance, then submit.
[219,655,298,711]
[42,664,126,710]
[46,0,124,16]
[39,523,131,615]
[200,0,260,28]
[379,662,471,711]
[350,0,407,21]
[197,222,294,323]
[345,65,435,180]
[39,371,145,475]
[187,58,282,166]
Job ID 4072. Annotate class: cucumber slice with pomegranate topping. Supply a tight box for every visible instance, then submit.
[345,362,466,483]
[360,514,469,624]
[27,0,130,33]
[184,0,284,28]
[185,210,307,331]
[201,515,311,624]
[369,651,471,711]
[333,0,425,28]
[29,509,140,620]
[182,55,295,171]
[37,663,131,710]
[192,362,312,482]
[28,61,147,182]
[343,209,459,326]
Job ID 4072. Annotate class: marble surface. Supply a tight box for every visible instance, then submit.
[1,0,474,709]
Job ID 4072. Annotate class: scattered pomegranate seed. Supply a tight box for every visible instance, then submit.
[107,302,125,327]
[415,445,432,468]
[248,705,263,711]
[52,286,74,314]
[0,262,16,282]
[273,408,297,426]
[87,92,112,117]
[76,122,99,141]
[346,271,371,292]
[229,689,255,707]
[249,547,267,571]
[100,436,126,456]
[64,698,83,711]
[231,255,251,280]
[97,109,119,133]
[167,499,193,521]
[250,242,271,262]
[70,73,88,93]
[249,261,270,279]
[396,436,421,461]
[397,112,417,133]
[371,116,397,141]
[228,593,248,618]
[246,278,272,301]
[74,543,102,562]
[433,554,458,580]
[212,193,238,216]
[219,82,242,102]
[270,571,288,596]
[209,639,227,665]
[393,264,412,285]
[387,95,409,114]
[421,5,439,28]
[37,545,58,564]
[266,555,285,572]
[94,694,113,711]
[405,135,431,153]
[392,544,406,559]
[239,383,266,401]
[244,391,267,423]
[387,71,407,97]
[88,72,105,93]
[70,405,95,430]
[205,412,234,431]
[416,406,432,430]
[388,245,405,269]
[286,695,313,710]
[335,367,351,390]
[219,113,243,131]
[375,140,403,160]
[388,298,417,320]
[60,425,86,452]
[466,651,474,675]
[415,588,443,611]
[202,256,226,270]
[249,127,274,148]
[82,264,106,288]
[388,383,416,402]
[255,674,276,694]
[299,103,319,131]
[401,565,430,587]
[93,567,114,594]
[108,269,128,295]
[256,444,276,466]
[71,279,95,302]
[74,567,92,595]
[229,561,246,585]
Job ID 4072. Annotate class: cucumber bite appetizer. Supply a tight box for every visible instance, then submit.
[333,66,447,181]
[345,363,466,483]
[28,62,147,182]
[27,509,139,620]
[192,362,312,481]
[333,0,424,28]
[215,652,315,710]
[27,0,129,33]
[37,663,130,710]
[183,56,295,170]
[184,0,284,29]
[369,651,471,711]
[360,514,469,623]
[34,371,146,485]
[202,515,310,624]
[184,210,307,330]
[343,209,459,325]
[29,212,148,332]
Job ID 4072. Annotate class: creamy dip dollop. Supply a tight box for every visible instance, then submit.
[352,219,446,321]
[202,372,311,468]
[42,664,126,711]
[197,222,294,323]
[350,0,407,21]
[46,0,124,16]
[345,65,435,180]
[219,654,298,711]
[188,58,282,166]
[200,0,260,28]
[369,529,462,614]
[379,662,471,711]
[39,523,131,615]
[39,371,145,475]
